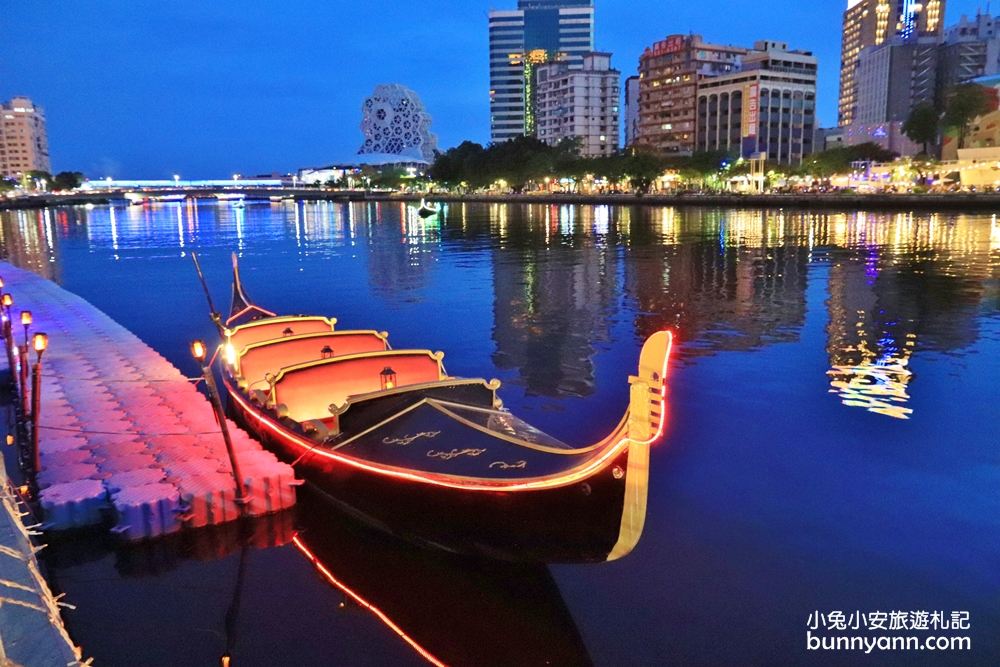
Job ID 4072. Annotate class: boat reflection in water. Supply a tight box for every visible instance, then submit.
[291,491,595,667]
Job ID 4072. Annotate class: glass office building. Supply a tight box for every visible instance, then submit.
[489,0,595,143]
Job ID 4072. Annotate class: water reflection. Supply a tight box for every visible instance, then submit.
[293,495,594,667]
[2,202,997,420]
[4,201,998,666]
[491,206,619,398]
[0,208,59,279]
[43,494,593,667]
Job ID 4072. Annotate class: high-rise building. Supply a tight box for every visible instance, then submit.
[488,0,595,144]
[636,34,747,155]
[854,40,938,126]
[842,13,1000,155]
[0,97,50,179]
[837,0,945,127]
[535,52,620,156]
[696,41,817,164]
[939,13,1000,94]
[624,76,641,146]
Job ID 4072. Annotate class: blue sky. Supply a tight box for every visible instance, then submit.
[0,0,989,178]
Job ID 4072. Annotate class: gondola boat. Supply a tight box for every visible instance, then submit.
[416,199,440,218]
[211,254,672,562]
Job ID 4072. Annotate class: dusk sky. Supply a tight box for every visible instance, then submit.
[0,0,987,179]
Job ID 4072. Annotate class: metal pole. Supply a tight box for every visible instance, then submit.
[201,364,249,510]
[31,359,41,474]
[2,320,14,389]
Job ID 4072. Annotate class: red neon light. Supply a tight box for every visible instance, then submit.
[226,305,277,326]
[293,535,449,667]
[636,330,673,445]
[228,330,673,491]
[230,386,632,491]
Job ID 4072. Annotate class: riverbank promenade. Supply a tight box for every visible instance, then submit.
[0,262,298,540]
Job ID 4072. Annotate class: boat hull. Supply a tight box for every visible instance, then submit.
[225,379,635,563]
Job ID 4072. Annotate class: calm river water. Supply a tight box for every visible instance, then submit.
[1,200,998,666]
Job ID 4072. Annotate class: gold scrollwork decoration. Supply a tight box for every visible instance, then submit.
[489,460,527,470]
[427,448,486,461]
[383,431,441,446]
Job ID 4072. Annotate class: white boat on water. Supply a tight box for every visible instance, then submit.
[416,199,440,218]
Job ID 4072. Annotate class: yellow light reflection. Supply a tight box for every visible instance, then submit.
[827,360,914,419]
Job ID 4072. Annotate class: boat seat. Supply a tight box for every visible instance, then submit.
[228,317,336,356]
[271,350,445,423]
[238,331,389,390]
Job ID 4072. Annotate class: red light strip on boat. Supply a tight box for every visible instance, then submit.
[226,305,277,326]
[228,330,673,491]
[292,535,450,667]
[634,330,673,446]
[230,385,632,491]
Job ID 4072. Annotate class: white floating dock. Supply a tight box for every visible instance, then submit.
[0,262,299,539]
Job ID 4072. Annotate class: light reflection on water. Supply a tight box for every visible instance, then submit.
[1,201,998,666]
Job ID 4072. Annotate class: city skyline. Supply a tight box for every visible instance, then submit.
[0,0,989,178]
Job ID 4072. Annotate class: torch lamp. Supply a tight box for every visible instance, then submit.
[29,332,48,475]
[20,310,31,347]
[1,294,14,390]
[2,293,12,326]
[191,340,248,509]
[33,332,48,362]
[18,311,32,411]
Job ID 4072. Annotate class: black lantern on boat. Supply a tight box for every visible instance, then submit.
[283,327,294,337]
[380,366,396,390]
[321,345,334,359]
